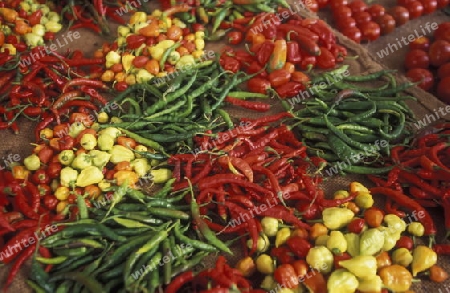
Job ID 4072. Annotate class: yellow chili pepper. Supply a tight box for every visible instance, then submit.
[412,245,437,276]
[256,254,274,274]
[114,170,139,187]
[275,227,291,247]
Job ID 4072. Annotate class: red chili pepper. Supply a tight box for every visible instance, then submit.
[274,81,305,98]
[286,40,302,64]
[277,24,319,42]
[370,187,436,236]
[286,236,312,258]
[124,35,146,51]
[165,271,194,293]
[256,40,274,66]
[80,85,108,105]
[228,31,243,45]
[105,7,126,24]
[0,212,15,232]
[398,171,441,198]
[433,244,450,255]
[27,9,43,26]
[219,55,240,73]
[70,22,102,33]
[385,198,406,218]
[225,96,271,112]
[58,135,74,151]
[441,196,450,238]
[259,205,310,229]
[3,244,36,290]
[0,227,35,264]
[429,142,450,173]
[65,58,104,67]
[271,246,295,264]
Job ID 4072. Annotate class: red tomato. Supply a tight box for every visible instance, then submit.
[404,49,430,69]
[398,0,415,5]
[274,264,299,289]
[438,63,450,78]
[316,47,336,69]
[429,40,450,67]
[390,6,410,26]
[337,17,357,29]
[395,236,414,250]
[436,0,450,8]
[330,0,348,10]
[421,0,438,14]
[316,0,329,8]
[342,26,362,43]
[405,1,424,19]
[368,4,385,18]
[360,21,381,41]
[354,11,372,25]
[437,76,450,103]
[434,22,450,42]
[47,162,62,179]
[376,14,396,35]
[409,36,430,51]
[406,68,434,91]
[333,5,352,20]
[348,0,368,13]
[306,0,320,12]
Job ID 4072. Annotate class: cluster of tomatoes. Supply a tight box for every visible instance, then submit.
[299,0,449,43]
[404,22,450,103]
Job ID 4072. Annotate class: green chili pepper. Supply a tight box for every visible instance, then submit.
[48,272,103,292]
[36,255,68,265]
[119,128,167,155]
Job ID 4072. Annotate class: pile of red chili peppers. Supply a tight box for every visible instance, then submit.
[170,113,357,256]
[218,9,347,98]
[57,0,127,34]
[0,46,107,133]
[166,256,265,293]
[0,169,66,289]
[368,122,450,239]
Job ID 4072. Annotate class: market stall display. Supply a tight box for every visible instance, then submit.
[1,0,450,292]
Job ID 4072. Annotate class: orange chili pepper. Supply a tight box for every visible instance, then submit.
[269,39,287,72]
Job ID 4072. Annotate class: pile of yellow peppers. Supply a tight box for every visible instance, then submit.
[0,0,62,53]
[100,8,206,87]
[234,182,448,293]
[15,111,171,216]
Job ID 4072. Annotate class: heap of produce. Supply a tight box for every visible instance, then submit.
[0,0,63,52]
[284,66,417,174]
[404,22,450,104]
[100,8,207,91]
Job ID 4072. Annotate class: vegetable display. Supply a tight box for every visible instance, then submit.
[317,0,448,43]
[283,65,416,174]
[404,22,450,104]
[230,182,447,293]
[0,0,63,52]
[98,59,270,152]
[100,8,207,91]
[216,8,348,97]
[368,122,450,237]
[30,183,212,292]
[2,0,450,292]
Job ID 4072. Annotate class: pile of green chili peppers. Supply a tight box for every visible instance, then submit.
[284,66,417,175]
[101,60,257,154]
[27,180,226,293]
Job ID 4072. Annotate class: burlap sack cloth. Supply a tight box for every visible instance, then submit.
[0,2,449,291]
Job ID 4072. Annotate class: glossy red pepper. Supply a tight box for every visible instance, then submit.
[286,40,302,64]
[286,236,312,258]
[228,31,243,45]
[126,35,146,49]
[219,55,240,73]
[58,135,74,151]
[256,40,275,66]
[274,81,305,98]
